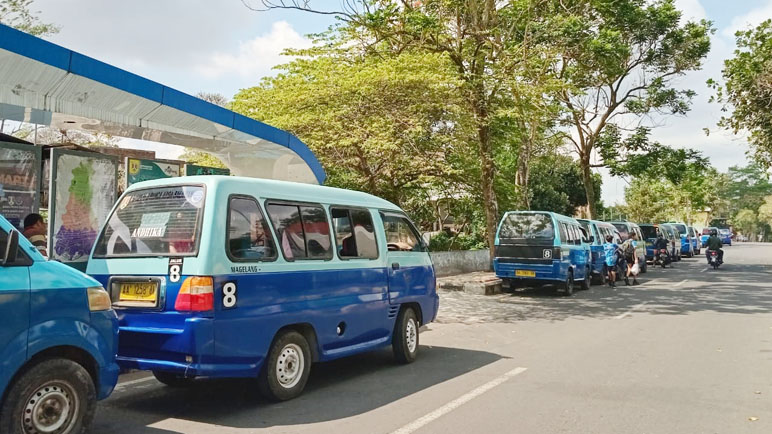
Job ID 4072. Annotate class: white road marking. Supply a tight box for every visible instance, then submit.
[113,376,156,390]
[615,302,649,320]
[674,279,687,287]
[701,267,709,273]
[390,367,528,434]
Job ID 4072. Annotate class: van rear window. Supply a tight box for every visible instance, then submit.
[640,225,657,240]
[673,224,687,235]
[93,185,204,258]
[499,214,554,240]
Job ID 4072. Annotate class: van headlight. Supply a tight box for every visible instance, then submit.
[87,286,112,311]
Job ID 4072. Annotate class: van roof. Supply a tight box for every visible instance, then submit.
[577,218,615,228]
[503,210,579,223]
[124,176,402,211]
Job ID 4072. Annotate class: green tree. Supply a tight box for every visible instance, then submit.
[0,0,58,36]
[548,0,713,217]
[528,153,601,216]
[758,196,772,228]
[711,20,772,167]
[231,51,474,224]
[248,0,560,255]
[724,163,772,215]
[733,209,759,239]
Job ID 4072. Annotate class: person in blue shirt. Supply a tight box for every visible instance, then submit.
[603,234,621,287]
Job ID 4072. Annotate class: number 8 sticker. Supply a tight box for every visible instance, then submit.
[169,265,181,283]
[223,282,237,309]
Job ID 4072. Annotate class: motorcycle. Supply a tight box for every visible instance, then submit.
[654,248,671,268]
[708,250,721,269]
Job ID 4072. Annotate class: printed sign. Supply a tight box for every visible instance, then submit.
[185,164,230,176]
[0,142,41,229]
[132,212,170,238]
[50,149,118,271]
[126,158,181,187]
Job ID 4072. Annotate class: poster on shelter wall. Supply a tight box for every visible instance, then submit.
[185,164,230,176]
[49,149,117,270]
[126,158,181,187]
[0,142,41,229]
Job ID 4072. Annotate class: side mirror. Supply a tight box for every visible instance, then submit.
[2,230,19,266]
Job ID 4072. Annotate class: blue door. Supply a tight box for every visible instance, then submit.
[0,228,31,389]
[380,212,434,305]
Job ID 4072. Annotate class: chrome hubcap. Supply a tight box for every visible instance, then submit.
[23,382,77,434]
[406,318,418,353]
[276,343,304,389]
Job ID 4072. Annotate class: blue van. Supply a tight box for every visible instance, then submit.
[578,219,620,283]
[0,215,118,434]
[638,223,658,262]
[86,176,438,401]
[665,222,694,257]
[493,211,591,295]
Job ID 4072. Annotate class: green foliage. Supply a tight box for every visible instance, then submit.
[527,153,601,216]
[428,231,487,252]
[0,0,58,36]
[711,20,772,167]
[758,196,772,228]
[231,50,475,223]
[733,209,759,238]
[178,149,227,169]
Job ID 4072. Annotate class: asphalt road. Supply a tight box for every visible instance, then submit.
[93,243,772,433]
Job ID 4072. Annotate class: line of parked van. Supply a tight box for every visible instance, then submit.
[0,176,439,433]
[492,211,701,295]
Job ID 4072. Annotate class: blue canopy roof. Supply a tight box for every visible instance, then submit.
[0,23,325,184]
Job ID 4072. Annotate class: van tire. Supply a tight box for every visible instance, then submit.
[153,371,196,387]
[562,271,574,296]
[258,330,311,401]
[581,267,591,291]
[0,358,96,434]
[393,307,419,364]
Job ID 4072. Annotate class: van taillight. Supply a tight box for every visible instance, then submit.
[174,276,214,311]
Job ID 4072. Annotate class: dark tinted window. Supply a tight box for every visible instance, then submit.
[381,213,425,252]
[640,225,657,239]
[267,203,332,261]
[673,224,687,235]
[500,213,554,240]
[0,229,32,266]
[612,223,629,240]
[227,196,276,261]
[331,207,378,259]
[93,185,204,257]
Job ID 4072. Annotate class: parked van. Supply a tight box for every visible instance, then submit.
[578,219,619,283]
[494,211,591,295]
[86,176,438,401]
[0,215,118,434]
[608,221,647,272]
[638,223,658,262]
[659,224,681,261]
[665,222,694,257]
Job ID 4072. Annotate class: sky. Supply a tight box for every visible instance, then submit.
[28,0,772,204]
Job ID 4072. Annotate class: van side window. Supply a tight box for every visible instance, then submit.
[0,229,33,266]
[266,203,333,261]
[559,223,568,243]
[227,196,277,261]
[331,207,378,259]
[381,213,426,252]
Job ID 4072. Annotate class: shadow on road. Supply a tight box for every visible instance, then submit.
[437,244,772,324]
[93,345,505,432]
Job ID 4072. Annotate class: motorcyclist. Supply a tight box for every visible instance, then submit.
[654,232,669,257]
[705,229,724,264]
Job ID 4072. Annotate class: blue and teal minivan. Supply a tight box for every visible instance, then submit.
[665,222,694,257]
[493,211,591,295]
[86,176,438,401]
[0,215,118,434]
[578,219,620,283]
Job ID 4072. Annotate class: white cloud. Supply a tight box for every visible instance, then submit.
[674,0,707,21]
[723,0,772,38]
[196,21,311,80]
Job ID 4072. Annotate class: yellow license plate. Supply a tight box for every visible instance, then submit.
[515,270,536,277]
[119,282,158,302]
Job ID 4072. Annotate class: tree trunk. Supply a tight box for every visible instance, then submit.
[478,122,499,261]
[580,152,597,218]
[516,140,530,209]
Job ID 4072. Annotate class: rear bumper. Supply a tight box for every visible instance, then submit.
[494,259,562,282]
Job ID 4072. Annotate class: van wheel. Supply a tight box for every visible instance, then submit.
[562,271,574,296]
[0,358,96,434]
[581,267,591,290]
[258,330,311,401]
[393,307,419,364]
[153,371,196,387]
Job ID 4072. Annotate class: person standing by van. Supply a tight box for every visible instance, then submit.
[603,235,620,287]
[22,213,47,257]
[621,232,639,285]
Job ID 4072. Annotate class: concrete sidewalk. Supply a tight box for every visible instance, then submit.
[437,271,502,295]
